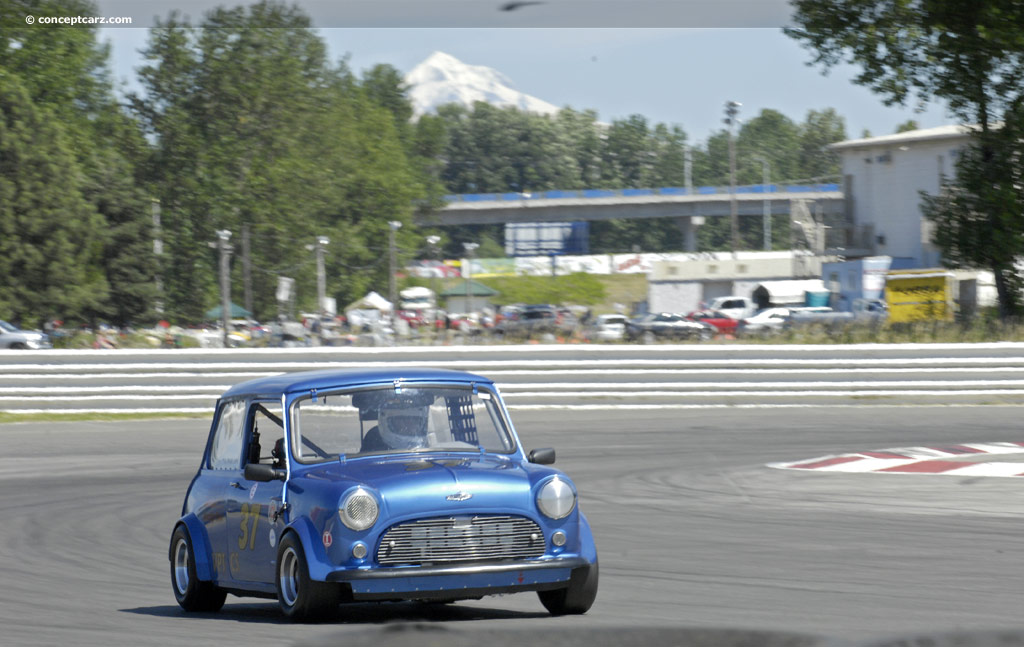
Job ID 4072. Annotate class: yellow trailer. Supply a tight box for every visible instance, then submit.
[884,269,955,323]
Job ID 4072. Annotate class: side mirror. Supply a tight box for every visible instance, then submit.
[528,448,556,465]
[245,462,286,482]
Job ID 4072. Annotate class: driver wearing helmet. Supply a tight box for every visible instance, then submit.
[361,403,431,452]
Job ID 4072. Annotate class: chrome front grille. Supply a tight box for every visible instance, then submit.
[376,515,545,566]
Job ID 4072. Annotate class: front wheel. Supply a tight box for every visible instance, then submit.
[170,525,226,612]
[538,561,598,615]
[276,533,338,622]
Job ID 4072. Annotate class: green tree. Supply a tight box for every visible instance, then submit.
[2,0,156,326]
[600,115,654,187]
[787,0,1024,316]
[555,108,603,188]
[895,119,920,134]
[922,103,1024,315]
[798,108,846,179]
[134,2,437,321]
[736,109,801,185]
[0,74,108,325]
[650,123,689,186]
[361,63,414,142]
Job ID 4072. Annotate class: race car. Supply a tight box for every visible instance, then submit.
[169,368,598,621]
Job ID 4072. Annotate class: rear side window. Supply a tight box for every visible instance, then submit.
[209,400,247,469]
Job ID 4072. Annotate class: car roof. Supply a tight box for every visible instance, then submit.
[220,367,494,400]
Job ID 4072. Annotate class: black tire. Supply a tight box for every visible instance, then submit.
[538,561,598,615]
[276,533,338,622]
[170,525,226,612]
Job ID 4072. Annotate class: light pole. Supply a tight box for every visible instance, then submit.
[213,229,232,348]
[314,236,329,315]
[388,221,402,328]
[426,235,441,334]
[752,155,771,250]
[152,199,164,315]
[724,101,741,254]
[462,242,479,319]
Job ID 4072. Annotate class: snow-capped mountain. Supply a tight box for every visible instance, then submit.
[405,51,560,117]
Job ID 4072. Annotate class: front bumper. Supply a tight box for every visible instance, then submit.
[325,556,589,601]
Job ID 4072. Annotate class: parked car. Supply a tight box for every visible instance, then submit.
[584,313,628,342]
[0,320,52,349]
[170,368,598,621]
[852,298,889,321]
[686,310,740,336]
[786,307,855,328]
[705,296,757,320]
[625,312,713,341]
[495,304,576,338]
[738,307,792,335]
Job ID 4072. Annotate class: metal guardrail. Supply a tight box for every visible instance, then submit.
[3,343,1024,414]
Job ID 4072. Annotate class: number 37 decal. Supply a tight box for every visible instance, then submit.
[238,503,261,550]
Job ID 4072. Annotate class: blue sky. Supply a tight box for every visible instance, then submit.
[96,3,953,146]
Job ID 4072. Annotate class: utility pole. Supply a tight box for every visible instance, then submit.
[724,101,741,255]
[388,221,402,327]
[212,229,232,348]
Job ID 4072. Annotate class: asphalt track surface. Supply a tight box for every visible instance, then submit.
[6,407,1024,647]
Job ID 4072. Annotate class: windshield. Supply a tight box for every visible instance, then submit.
[290,385,515,463]
[0,321,16,333]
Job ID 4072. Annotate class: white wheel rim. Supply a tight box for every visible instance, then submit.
[173,538,190,595]
[279,547,300,607]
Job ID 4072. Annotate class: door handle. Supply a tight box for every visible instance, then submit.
[230,481,246,489]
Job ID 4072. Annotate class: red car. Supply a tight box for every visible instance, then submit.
[686,310,740,336]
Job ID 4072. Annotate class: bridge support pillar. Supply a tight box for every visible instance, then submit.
[679,216,705,252]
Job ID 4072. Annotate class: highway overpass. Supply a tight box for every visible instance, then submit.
[418,183,844,226]
[416,183,846,252]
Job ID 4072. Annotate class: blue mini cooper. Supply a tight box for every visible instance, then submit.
[170,368,598,621]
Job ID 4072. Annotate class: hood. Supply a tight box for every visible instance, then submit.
[304,453,540,517]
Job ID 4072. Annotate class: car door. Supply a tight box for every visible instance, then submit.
[200,398,248,582]
[224,399,288,584]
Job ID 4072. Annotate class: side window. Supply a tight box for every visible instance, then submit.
[245,401,286,467]
[209,400,246,470]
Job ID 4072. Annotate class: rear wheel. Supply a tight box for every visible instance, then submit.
[276,533,338,622]
[538,561,598,615]
[170,525,226,612]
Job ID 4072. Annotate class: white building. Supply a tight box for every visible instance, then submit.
[647,251,827,314]
[828,125,973,267]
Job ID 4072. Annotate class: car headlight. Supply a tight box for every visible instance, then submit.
[536,477,576,519]
[339,488,378,531]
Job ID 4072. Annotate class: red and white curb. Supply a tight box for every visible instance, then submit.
[769,442,1024,477]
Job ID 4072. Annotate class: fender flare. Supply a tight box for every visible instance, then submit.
[577,512,598,564]
[281,517,333,581]
[171,514,215,582]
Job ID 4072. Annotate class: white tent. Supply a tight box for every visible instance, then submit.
[344,291,393,313]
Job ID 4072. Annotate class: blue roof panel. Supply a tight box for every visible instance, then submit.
[220,368,494,400]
